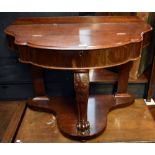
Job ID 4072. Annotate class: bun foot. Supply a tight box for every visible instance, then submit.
[77,120,90,135]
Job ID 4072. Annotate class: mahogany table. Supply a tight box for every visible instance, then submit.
[5,16,152,140]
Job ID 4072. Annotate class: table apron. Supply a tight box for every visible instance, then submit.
[18,42,142,70]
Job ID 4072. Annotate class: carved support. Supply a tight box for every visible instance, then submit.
[74,70,90,134]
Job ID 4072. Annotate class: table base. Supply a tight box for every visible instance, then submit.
[27,94,134,140]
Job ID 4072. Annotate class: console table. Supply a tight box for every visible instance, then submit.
[5,16,152,140]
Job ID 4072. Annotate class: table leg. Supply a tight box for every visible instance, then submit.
[74,70,90,134]
[115,62,135,106]
[30,65,49,102]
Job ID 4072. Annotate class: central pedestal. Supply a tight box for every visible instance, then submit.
[27,94,134,140]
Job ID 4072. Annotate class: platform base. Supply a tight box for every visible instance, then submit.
[27,94,134,140]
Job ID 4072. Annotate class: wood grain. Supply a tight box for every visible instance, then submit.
[0,101,26,142]
[5,16,152,70]
[11,16,146,25]
[17,43,142,70]
[0,102,18,141]
[5,16,152,50]
[74,71,90,133]
[1,102,26,143]
[4,16,152,140]
[1,13,153,101]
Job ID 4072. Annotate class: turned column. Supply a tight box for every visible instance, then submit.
[74,70,90,134]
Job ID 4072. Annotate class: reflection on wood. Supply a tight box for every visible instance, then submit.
[5,16,152,139]
[14,99,155,142]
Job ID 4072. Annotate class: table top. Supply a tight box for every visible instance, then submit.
[5,16,152,70]
[5,16,152,50]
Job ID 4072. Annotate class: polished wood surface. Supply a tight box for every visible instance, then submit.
[0,101,26,142]
[11,16,144,25]
[14,99,155,142]
[74,71,90,133]
[5,16,152,70]
[5,16,152,140]
[27,95,134,139]
[6,23,150,50]
[17,44,142,70]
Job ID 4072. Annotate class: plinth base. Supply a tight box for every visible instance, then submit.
[27,94,134,140]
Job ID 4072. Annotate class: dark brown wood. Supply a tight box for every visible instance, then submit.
[114,61,135,106]
[0,101,26,143]
[89,69,148,83]
[26,95,133,140]
[31,65,50,103]
[74,70,90,134]
[31,65,46,96]
[117,62,132,93]
[17,43,142,70]
[14,99,155,142]
[11,16,149,25]
[4,16,152,140]
[5,18,151,49]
